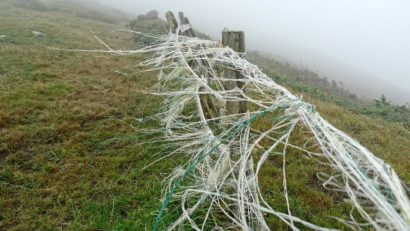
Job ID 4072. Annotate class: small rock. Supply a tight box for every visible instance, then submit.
[0,35,6,39]
[113,70,128,76]
[32,31,45,37]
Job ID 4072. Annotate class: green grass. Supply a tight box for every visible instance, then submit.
[0,2,167,230]
[0,1,409,230]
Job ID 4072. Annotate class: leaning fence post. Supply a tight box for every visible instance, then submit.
[222,29,247,114]
[165,11,218,119]
[182,17,195,37]
[177,12,196,37]
[165,11,178,34]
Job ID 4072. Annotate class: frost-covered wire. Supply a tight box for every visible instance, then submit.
[84,31,410,230]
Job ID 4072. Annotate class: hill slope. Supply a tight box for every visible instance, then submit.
[0,1,409,230]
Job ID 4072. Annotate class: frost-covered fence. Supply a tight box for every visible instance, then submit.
[140,12,410,231]
[165,11,248,120]
[137,11,410,231]
[73,11,410,231]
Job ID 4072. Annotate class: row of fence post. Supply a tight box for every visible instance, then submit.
[165,11,247,119]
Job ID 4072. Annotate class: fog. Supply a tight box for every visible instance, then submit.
[98,0,410,103]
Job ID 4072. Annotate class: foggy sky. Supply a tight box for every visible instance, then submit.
[98,0,410,103]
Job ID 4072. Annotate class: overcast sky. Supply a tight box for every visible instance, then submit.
[98,0,410,103]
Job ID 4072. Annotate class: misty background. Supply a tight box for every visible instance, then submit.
[98,0,410,104]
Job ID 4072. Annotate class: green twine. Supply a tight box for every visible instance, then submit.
[152,105,279,230]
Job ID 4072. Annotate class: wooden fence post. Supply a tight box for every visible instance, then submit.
[182,17,195,37]
[165,11,178,34]
[165,11,218,119]
[164,13,247,118]
[222,29,247,114]
[178,12,196,37]
[178,12,185,25]
[222,30,245,54]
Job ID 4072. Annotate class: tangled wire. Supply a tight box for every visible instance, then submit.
[74,31,410,230]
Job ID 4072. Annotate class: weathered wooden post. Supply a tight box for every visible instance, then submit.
[182,17,195,37]
[164,13,247,118]
[222,29,247,114]
[222,30,246,54]
[178,12,196,37]
[165,11,219,119]
[165,11,178,33]
[178,12,185,25]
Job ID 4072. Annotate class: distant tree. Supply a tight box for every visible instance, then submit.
[349,93,357,100]
[321,77,329,86]
[331,80,338,89]
[375,94,389,107]
[381,94,388,104]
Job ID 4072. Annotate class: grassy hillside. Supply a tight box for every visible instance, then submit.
[248,52,410,130]
[0,2,165,230]
[0,1,409,230]
[10,0,132,24]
